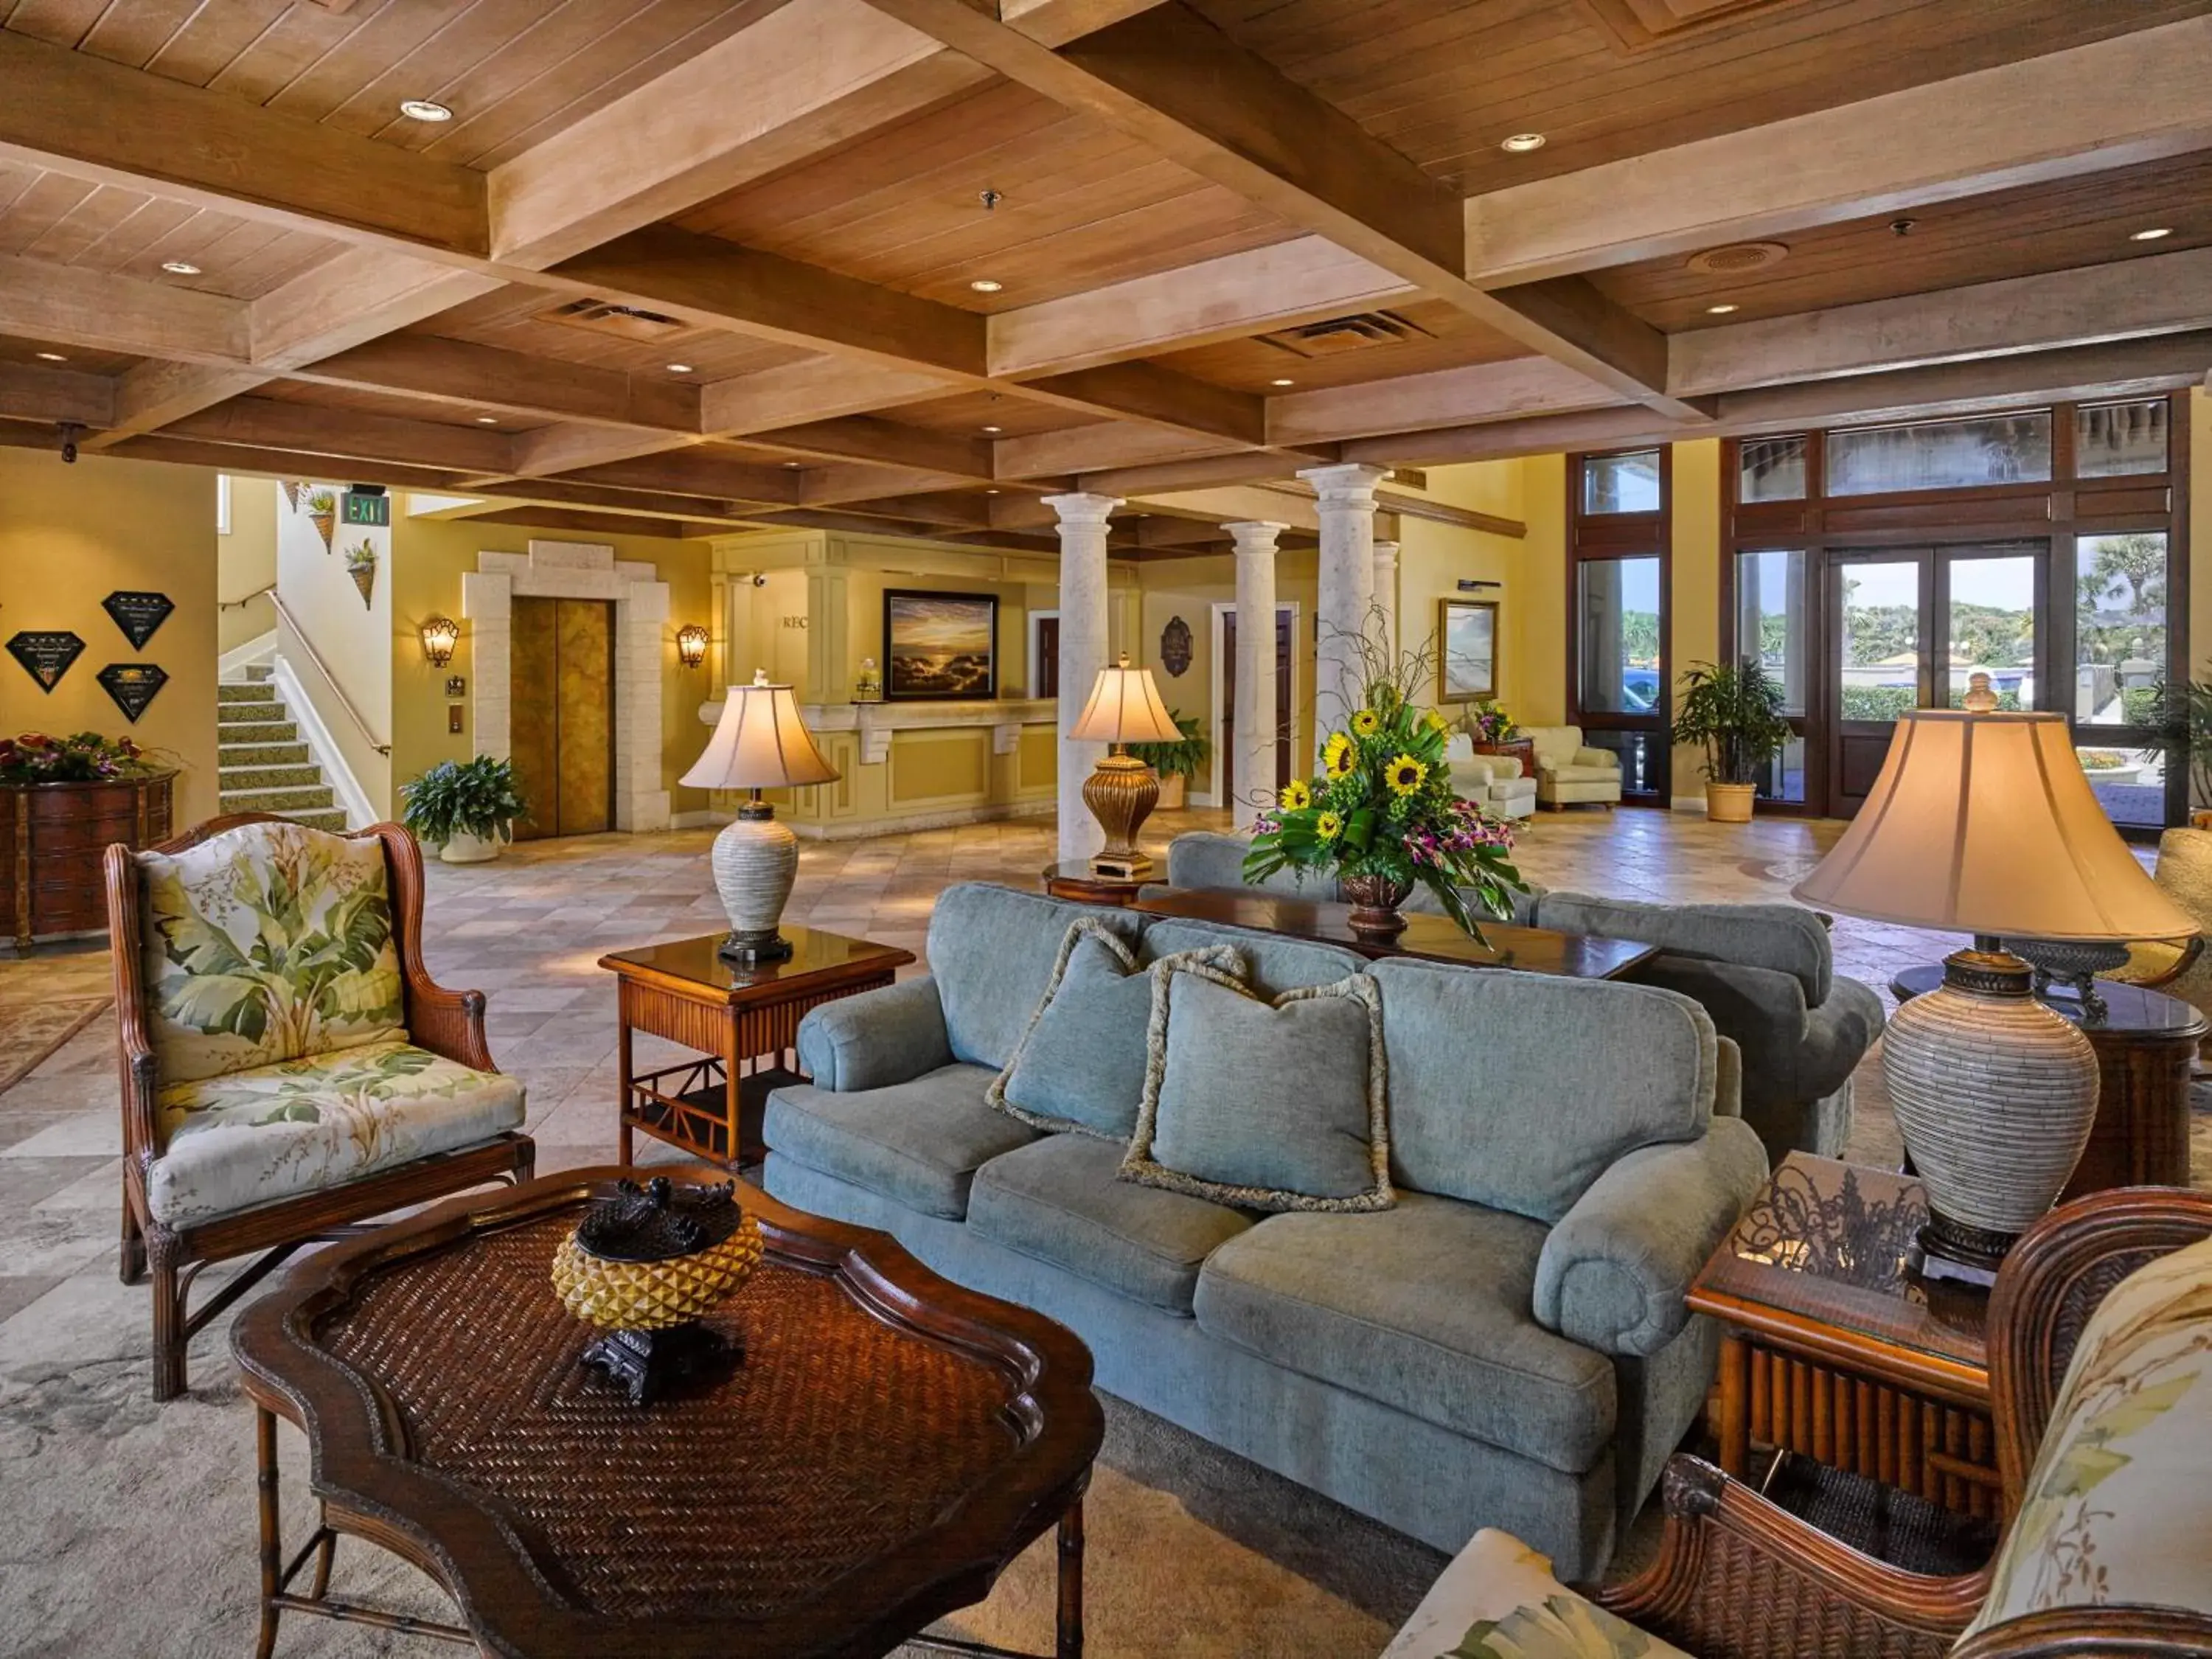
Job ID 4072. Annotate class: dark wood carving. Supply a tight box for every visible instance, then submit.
[4,773,173,950]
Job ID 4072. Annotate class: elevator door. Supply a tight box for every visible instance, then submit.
[510,597,615,841]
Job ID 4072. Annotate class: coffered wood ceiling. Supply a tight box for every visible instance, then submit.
[0,0,2208,551]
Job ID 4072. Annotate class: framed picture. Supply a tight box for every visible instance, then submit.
[882,589,999,700]
[1437,598,1498,703]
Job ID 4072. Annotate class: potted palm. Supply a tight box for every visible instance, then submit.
[1127,710,1208,810]
[1669,658,1792,824]
[400,755,529,863]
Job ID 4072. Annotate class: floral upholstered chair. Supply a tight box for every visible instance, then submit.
[104,814,534,1399]
[1384,1187,2212,1659]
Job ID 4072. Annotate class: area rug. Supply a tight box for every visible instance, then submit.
[0,995,108,1095]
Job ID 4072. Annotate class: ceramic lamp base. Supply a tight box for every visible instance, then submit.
[1083,751,1158,880]
[1883,946,2099,1284]
[709,801,799,964]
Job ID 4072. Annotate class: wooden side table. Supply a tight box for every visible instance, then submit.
[1688,1153,1998,1520]
[1041,861,1149,905]
[599,927,914,1166]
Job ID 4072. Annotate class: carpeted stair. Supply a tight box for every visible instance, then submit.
[217,667,347,831]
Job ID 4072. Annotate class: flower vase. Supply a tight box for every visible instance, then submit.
[1340,873,1412,942]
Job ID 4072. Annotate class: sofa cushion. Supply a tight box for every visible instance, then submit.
[1194,1192,1618,1473]
[989,919,1245,1139]
[927,883,1142,1070]
[970,1135,1256,1315]
[1370,958,1717,1225]
[1164,831,1336,898]
[138,820,406,1085]
[1537,891,1833,1006]
[1542,763,1618,784]
[1382,1527,1691,1659]
[764,1063,1034,1220]
[147,1038,523,1226]
[1123,961,1391,1213]
[1139,917,1366,997]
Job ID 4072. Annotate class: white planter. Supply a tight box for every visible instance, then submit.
[439,830,501,865]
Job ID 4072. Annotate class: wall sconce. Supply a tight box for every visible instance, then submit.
[676,624,711,669]
[420,614,460,667]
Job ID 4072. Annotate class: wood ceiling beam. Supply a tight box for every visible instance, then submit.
[1266,358,1617,446]
[1671,247,2212,397]
[1464,16,2212,286]
[0,361,115,428]
[0,253,248,366]
[700,361,955,434]
[745,415,991,479]
[95,434,471,492]
[860,0,1699,419]
[465,505,693,541]
[451,478,757,523]
[800,464,974,504]
[162,395,516,474]
[1080,452,1303,495]
[292,335,701,431]
[737,507,947,538]
[992,424,1232,481]
[563,450,806,506]
[823,493,997,530]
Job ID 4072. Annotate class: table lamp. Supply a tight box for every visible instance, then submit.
[1068,653,1183,879]
[1793,684,2196,1285]
[680,670,840,963]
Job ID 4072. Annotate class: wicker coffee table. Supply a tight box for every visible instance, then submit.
[230,1167,1103,1659]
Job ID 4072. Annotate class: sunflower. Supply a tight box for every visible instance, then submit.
[1421,708,1450,734]
[1278,778,1312,810]
[1315,810,1343,841]
[1322,732,1356,778]
[1350,707,1381,737]
[1385,754,1427,796]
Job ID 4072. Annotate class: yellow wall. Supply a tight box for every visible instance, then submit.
[218,476,278,656]
[2191,387,2211,695]
[389,518,717,822]
[0,449,223,824]
[1669,439,1724,799]
[1395,459,1530,717]
[1515,453,1571,726]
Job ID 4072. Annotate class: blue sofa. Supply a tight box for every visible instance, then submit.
[763,883,1767,1579]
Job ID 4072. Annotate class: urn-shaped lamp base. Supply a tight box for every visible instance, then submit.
[710,800,799,964]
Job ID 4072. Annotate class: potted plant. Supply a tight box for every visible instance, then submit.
[1461,699,1519,751]
[344,538,378,607]
[400,755,528,864]
[1669,658,1792,824]
[1245,633,1525,942]
[305,488,337,552]
[2149,673,2212,829]
[1127,709,1208,810]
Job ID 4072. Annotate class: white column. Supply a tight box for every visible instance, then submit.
[1300,463,1390,748]
[1226,521,1285,828]
[1371,538,1400,659]
[1046,492,1121,864]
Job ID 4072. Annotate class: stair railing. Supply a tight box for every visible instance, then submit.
[268,592,392,758]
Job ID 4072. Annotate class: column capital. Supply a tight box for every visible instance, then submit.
[1223,520,1287,555]
[1041,492,1124,529]
[1372,538,1400,562]
[1297,462,1391,506]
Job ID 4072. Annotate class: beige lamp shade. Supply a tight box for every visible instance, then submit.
[680,669,841,791]
[1793,709,2195,941]
[1067,654,1183,744]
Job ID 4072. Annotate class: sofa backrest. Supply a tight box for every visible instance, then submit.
[1165,831,1338,900]
[1368,957,1719,1225]
[927,883,1142,1068]
[1523,726,1584,768]
[1138,917,1366,998]
[1534,891,1832,1005]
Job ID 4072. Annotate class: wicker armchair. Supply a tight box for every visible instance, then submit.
[1586,1188,2212,1659]
[105,813,535,1400]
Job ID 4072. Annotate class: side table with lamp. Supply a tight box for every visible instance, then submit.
[1792,676,2199,1287]
[1066,653,1186,880]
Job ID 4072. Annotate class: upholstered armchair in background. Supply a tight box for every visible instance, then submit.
[1524,726,1624,810]
[2101,824,2212,1043]
[1444,735,1538,821]
[104,813,534,1399]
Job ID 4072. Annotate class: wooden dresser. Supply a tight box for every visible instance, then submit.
[1,773,175,951]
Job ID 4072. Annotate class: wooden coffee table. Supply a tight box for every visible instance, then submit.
[230,1167,1103,1659]
[1133,888,1660,979]
[599,926,914,1168]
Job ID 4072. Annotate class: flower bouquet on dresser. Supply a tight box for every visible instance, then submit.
[1243,629,1526,944]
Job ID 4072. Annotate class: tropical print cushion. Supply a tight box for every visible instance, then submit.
[1382,1529,1688,1659]
[138,821,406,1084]
[145,1038,524,1226]
[1964,1232,2212,1636]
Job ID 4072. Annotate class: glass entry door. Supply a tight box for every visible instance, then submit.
[1574,554,1666,798]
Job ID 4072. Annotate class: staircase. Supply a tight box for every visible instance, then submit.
[218,667,348,831]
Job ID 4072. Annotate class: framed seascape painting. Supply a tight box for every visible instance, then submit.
[1437,598,1499,703]
[883,590,999,700]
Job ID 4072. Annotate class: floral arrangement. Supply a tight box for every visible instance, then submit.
[1461,699,1518,745]
[0,731,159,785]
[1243,627,1524,942]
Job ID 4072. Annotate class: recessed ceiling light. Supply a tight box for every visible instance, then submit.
[969,278,1004,293]
[160,260,201,276]
[475,416,498,424]
[784,460,801,468]
[982,424,1002,434]
[399,98,453,122]
[985,489,1001,495]
[666,362,693,373]
[2131,226,2174,242]
[1270,377,1295,387]
[1500,132,1545,153]
[34,351,66,362]
[1706,302,1739,315]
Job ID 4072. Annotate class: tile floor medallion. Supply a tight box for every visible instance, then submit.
[0,807,2202,1656]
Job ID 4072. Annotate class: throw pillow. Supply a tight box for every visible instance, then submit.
[1380,1528,1689,1658]
[138,821,406,1084]
[1121,959,1392,1213]
[988,918,1245,1140]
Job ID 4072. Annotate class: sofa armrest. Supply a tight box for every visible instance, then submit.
[1533,1116,1768,1356]
[1571,747,1621,770]
[795,974,952,1093]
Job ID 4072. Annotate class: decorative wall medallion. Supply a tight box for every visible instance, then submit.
[1160,615,1193,678]
[97,662,168,723]
[102,590,175,650]
[7,630,85,690]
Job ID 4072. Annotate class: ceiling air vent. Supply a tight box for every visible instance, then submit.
[1685,241,1788,275]
[535,297,689,341]
[1261,310,1433,359]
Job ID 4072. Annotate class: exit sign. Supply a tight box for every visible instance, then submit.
[341,490,390,527]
